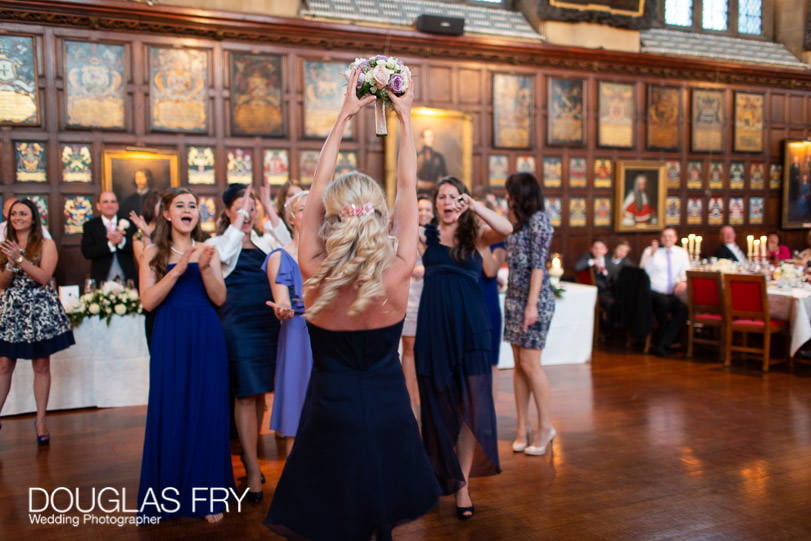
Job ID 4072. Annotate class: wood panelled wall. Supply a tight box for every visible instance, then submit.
[1,0,811,285]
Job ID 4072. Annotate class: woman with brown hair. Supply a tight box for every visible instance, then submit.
[0,199,74,443]
[137,188,233,523]
[415,176,513,519]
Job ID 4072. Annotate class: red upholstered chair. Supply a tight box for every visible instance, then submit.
[686,270,724,360]
[722,273,788,372]
[575,267,601,347]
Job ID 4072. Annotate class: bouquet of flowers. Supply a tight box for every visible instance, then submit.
[345,55,411,136]
[65,280,142,326]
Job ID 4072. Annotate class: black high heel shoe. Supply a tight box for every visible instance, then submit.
[246,490,263,503]
[456,505,474,520]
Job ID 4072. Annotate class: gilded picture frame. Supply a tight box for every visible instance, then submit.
[385,107,473,203]
[646,85,681,151]
[65,40,126,130]
[303,60,353,139]
[782,139,811,229]
[149,47,209,133]
[614,160,666,232]
[492,73,533,149]
[102,149,179,216]
[0,35,40,126]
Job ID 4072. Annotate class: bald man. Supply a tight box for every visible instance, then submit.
[80,191,136,284]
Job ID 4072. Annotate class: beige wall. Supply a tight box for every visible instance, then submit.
[774,0,810,56]
[541,21,640,53]
[152,0,300,17]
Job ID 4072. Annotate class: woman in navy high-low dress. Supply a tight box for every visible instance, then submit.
[415,176,513,519]
[137,188,233,524]
[264,69,438,541]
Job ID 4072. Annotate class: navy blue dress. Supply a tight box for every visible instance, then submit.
[137,263,234,519]
[265,321,439,541]
[479,242,505,366]
[220,248,278,397]
[415,225,501,496]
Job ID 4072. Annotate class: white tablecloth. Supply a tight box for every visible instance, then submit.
[498,282,597,368]
[2,315,149,416]
[767,286,811,356]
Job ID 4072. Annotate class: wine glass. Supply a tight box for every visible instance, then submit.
[84,277,96,293]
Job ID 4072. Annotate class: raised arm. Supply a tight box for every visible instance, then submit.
[387,86,417,270]
[299,69,375,279]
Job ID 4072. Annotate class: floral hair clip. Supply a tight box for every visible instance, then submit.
[340,203,375,218]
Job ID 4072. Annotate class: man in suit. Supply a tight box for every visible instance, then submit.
[119,169,153,219]
[81,191,136,284]
[642,228,690,357]
[605,239,634,285]
[715,225,747,263]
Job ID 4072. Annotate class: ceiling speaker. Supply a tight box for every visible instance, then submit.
[415,14,465,36]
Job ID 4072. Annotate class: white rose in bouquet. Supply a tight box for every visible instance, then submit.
[117,219,130,231]
[128,290,140,301]
[114,304,127,315]
[88,303,101,315]
[102,281,125,295]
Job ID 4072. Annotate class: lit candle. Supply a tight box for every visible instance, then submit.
[760,235,767,259]
[753,239,760,260]
[688,234,696,258]
[681,237,688,252]
[551,256,561,269]
[695,236,703,258]
[747,235,754,259]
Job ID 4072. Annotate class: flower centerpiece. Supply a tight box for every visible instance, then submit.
[65,280,142,326]
[345,55,411,136]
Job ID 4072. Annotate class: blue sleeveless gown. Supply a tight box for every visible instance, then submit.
[137,263,234,519]
[264,321,439,540]
[415,224,501,495]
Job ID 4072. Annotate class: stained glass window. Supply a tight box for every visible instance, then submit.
[664,0,692,26]
[702,0,728,31]
[738,0,763,34]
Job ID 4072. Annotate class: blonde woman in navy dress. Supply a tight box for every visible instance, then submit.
[503,172,557,456]
[0,199,74,443]
[265,68,439,540]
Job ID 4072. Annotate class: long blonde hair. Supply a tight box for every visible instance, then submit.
[304,172,394,319]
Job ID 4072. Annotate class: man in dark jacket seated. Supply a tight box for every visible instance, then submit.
[715,225,747,263]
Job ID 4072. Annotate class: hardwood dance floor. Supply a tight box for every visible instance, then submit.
[1,346,810,540]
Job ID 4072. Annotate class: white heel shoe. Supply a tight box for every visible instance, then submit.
[524,427,556,456]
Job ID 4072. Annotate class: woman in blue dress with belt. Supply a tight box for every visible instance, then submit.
[138,188,233,523]
[206,182,290,502]
[264,68,438,541]
[415,176,513,519]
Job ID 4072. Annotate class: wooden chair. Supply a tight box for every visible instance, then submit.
[685,270,724,360]
[575,267,601,347]
[722,273,788,372]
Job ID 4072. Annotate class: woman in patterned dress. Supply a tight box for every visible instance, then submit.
[503,172,557,457]
[0,199,75,443]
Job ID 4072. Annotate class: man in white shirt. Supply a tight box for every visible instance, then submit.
[642,227,689,357]
[714,225,747,263]
[80,191,136,284]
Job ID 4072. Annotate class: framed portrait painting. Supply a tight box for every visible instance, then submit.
[781,139,811,229]
[598,81,634,149]
[691,89,724,152]
[385,107,472,201]
[547,78,584,146]
[230,52,284,136]
[149,47,208,133]
[0,35,39,126]
[614,160,666,232]
[646,85,681,151]
[734,92,764,153]
[492,73,533,149]
[102,149,179,217]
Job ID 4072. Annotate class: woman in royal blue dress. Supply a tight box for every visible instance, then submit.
[415,176,513,519]
[206,182,290,503]
[264,69,438,541]
[263,190,312,456]
[137,188,233,523]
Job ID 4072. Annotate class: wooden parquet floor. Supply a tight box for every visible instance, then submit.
[1,345,810,540]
